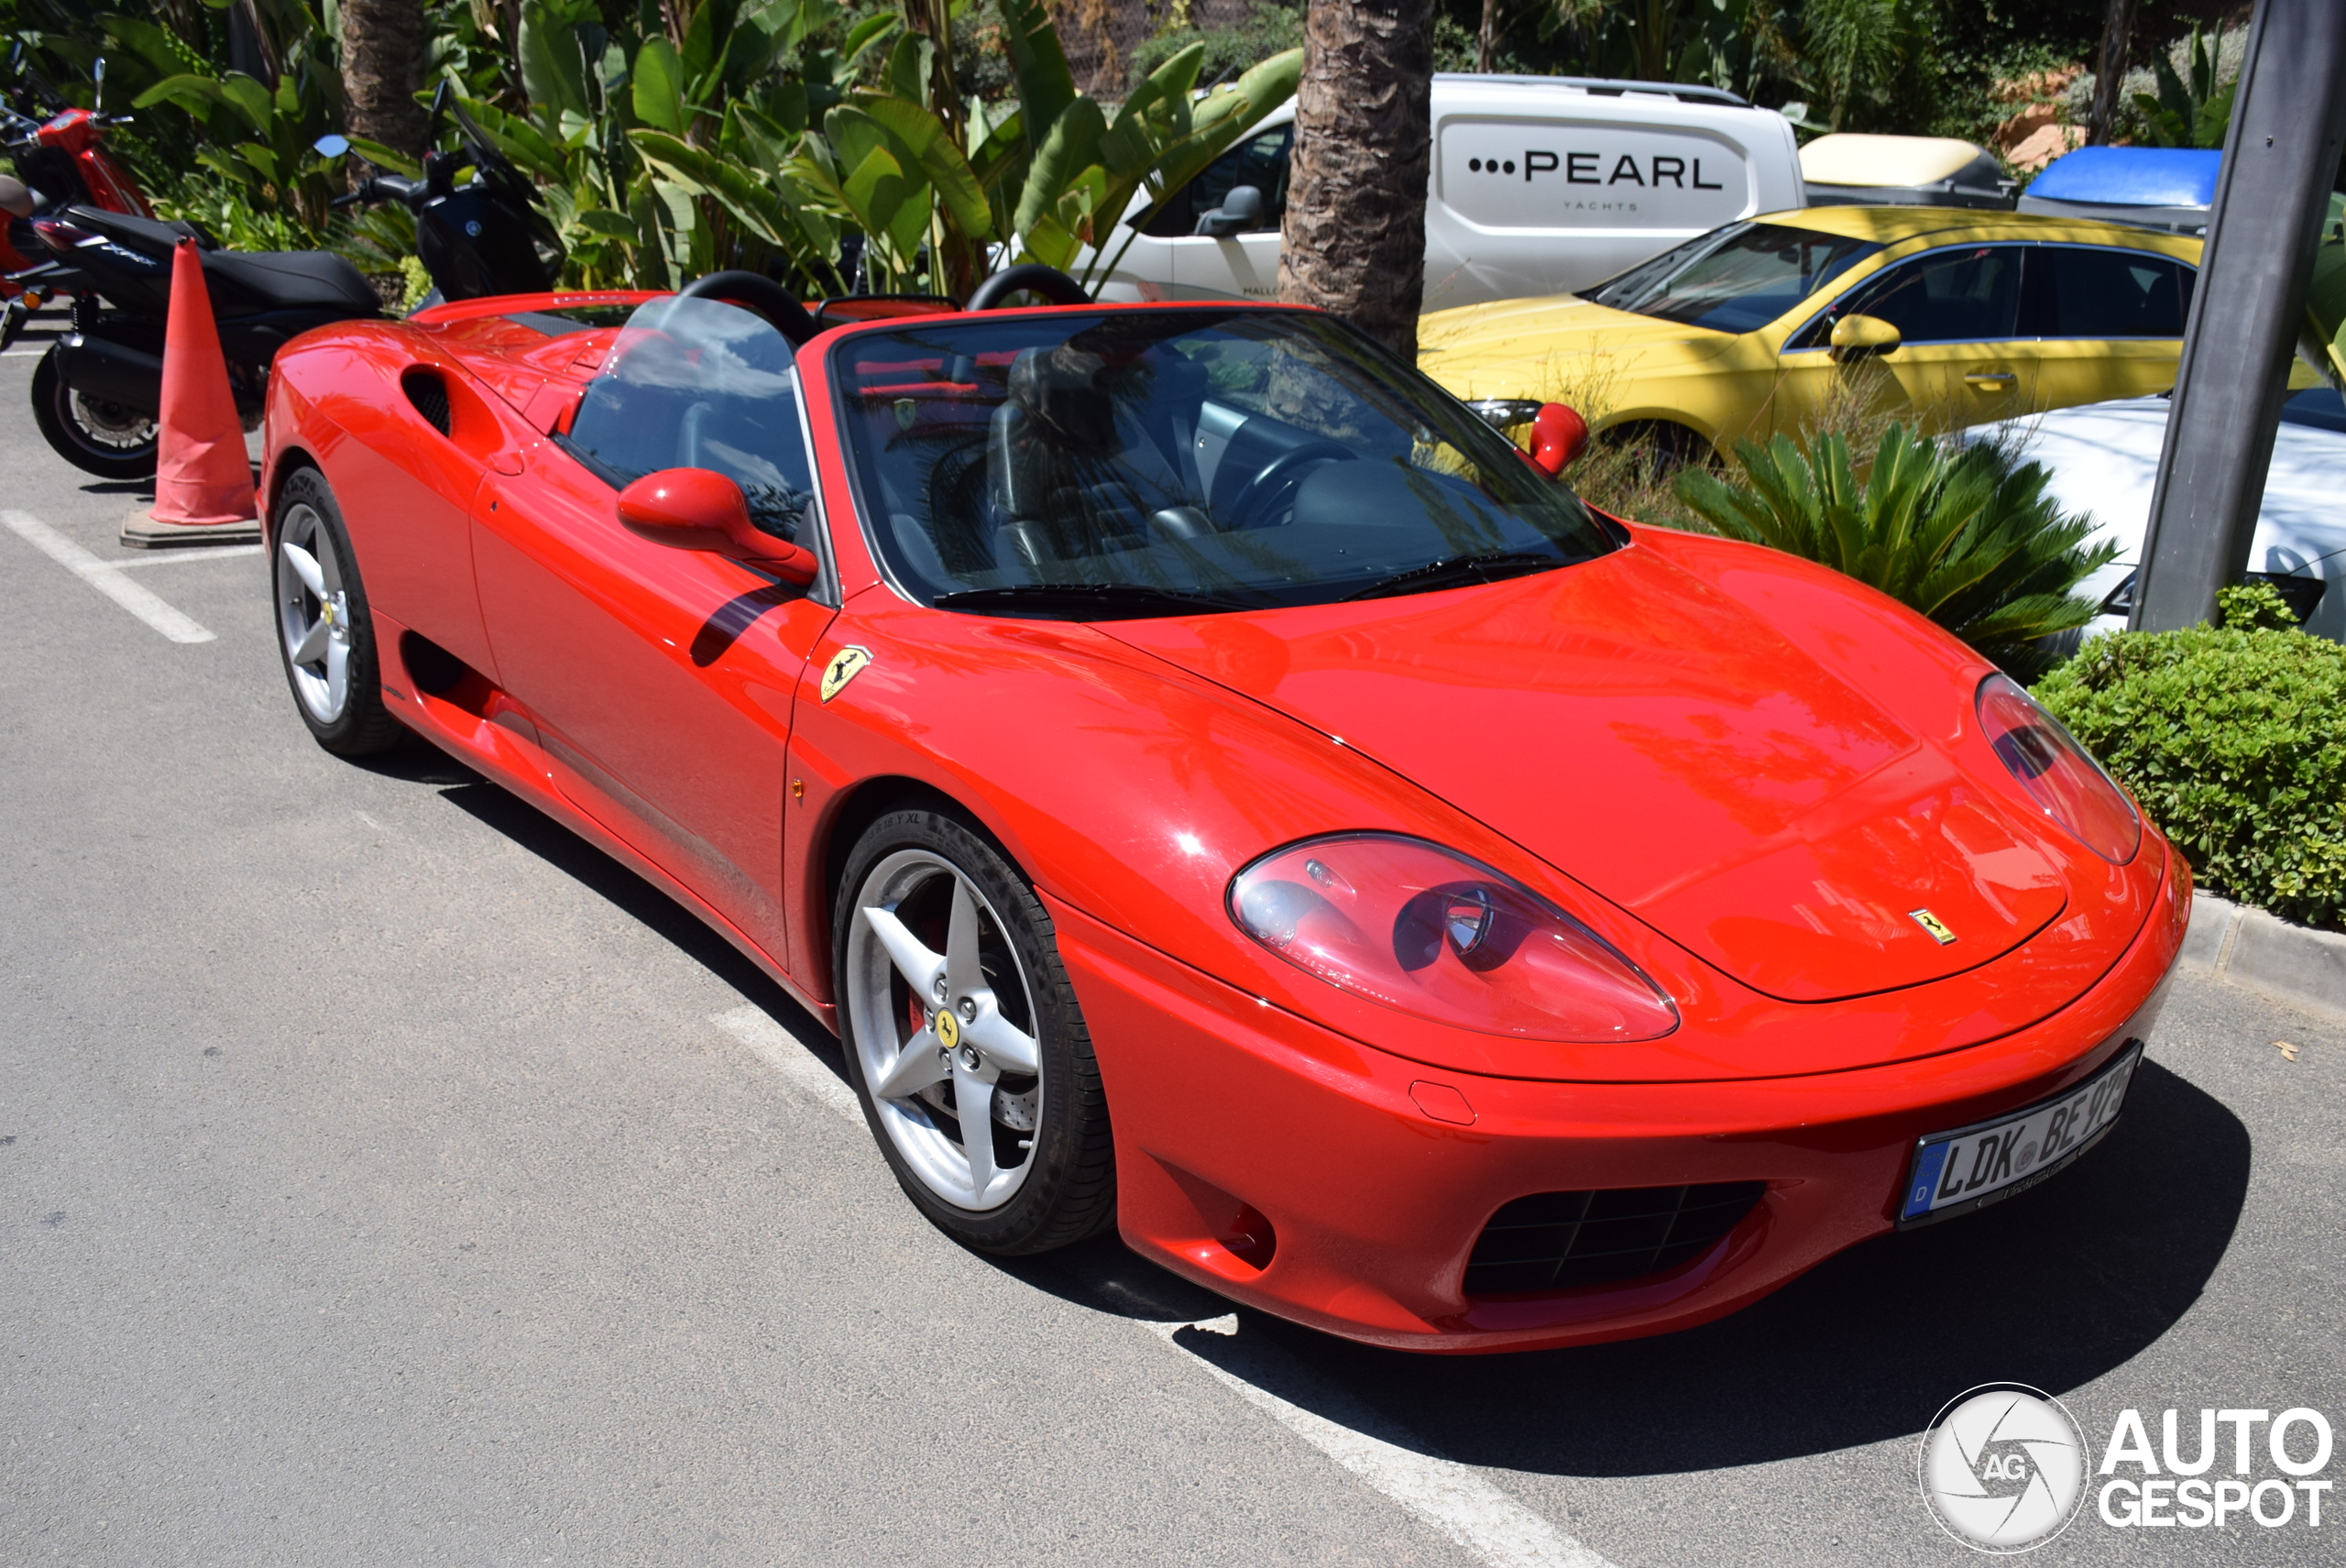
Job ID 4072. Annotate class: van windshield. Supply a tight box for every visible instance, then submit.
[831,308,1617,619]
[1584,222,1882,334]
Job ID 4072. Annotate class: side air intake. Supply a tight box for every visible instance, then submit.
[400,367,452,436]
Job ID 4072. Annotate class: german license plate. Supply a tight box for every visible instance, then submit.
[1897,1042,2143,1228]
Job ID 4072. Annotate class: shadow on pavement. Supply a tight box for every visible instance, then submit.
[349,745,483,788]
[1011,1058,2249,1473]
[379,733,2249,1473]
[427,768,822,1047]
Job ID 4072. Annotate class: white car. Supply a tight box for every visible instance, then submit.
[1968,389,2346,641]
[1091,74,1803,313]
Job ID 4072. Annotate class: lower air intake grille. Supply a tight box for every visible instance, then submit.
[1464,1181,1766,1298]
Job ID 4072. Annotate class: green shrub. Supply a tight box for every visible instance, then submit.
[1131,0,1304,92]
[2034,584,2346,927]
[1672,423,2115,680]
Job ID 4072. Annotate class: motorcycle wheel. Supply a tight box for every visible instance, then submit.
[30,345,160,480]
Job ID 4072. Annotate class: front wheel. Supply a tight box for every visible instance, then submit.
[30,345,159,479]
[835,808,1115,1255]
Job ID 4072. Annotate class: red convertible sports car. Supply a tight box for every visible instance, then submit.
[259,266,2187,1353]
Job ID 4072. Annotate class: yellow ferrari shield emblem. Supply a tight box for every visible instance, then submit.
[933,1007,959,1050]
[1909,908,1957,945]
[819,645,872,704]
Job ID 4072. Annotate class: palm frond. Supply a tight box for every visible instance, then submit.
[1673,423,2110,679]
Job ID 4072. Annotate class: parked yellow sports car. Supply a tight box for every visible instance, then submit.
[1418,207,2310,459]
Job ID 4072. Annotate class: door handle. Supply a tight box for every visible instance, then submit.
[1965,372,2018,391]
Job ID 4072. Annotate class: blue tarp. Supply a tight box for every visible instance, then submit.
[2028,146,2221,208]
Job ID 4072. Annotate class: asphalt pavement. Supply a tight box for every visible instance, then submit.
[3,323,2340,1567]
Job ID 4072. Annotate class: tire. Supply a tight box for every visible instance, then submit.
[270,466,407,757]
[30,345,159,480]
[1598,420,1716,479]
[834,808,1115,1255]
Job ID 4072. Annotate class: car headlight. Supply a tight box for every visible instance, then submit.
[1227,833,1679,1042]
[1976,674,2141,863]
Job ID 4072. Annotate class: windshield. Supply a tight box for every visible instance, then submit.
[1584,222,1882,334]
[831,309,1616,618]
[562,295,816,541]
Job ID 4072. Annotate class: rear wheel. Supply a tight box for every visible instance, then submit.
[835,808,1115,1255]
[271,466,406,756]
[30,345,159,479]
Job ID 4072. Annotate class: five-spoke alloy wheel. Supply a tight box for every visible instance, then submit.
[837,809,1114,1254]
[270,466,404,755]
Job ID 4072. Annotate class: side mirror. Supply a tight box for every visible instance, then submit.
[1829,313,1902,359]
[1194,184,1266,238]
[312,133,351,159]
[91,55,104,113]
[617,467,817,586]
[1527,402,1588,477]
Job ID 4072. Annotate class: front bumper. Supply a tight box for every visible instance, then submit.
[1048,841,2188,1354]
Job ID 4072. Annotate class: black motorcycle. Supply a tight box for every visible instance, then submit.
[18,89,563,479]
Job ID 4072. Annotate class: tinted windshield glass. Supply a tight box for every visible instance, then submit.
[1584,222,1882,333]
[832,309,1616,617]
[563,295,815,540]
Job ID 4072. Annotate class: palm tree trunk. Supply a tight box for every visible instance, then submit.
[1279,0,1435,359]
[1638,0,1671,83]
[1475,0,1499,73]
[339,0,431,159]
[2088,0,2137,145]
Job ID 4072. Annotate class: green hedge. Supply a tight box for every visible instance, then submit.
[2034,583,2346,927]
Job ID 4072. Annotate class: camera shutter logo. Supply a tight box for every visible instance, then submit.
[1918,1385,2087,1552]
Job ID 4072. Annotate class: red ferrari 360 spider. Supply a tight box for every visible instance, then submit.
[259,267,2186,1353]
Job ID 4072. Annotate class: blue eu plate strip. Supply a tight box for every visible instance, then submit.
[1902,1140,1951,1220]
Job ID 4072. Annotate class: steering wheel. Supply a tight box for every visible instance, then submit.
[966,264,1091,311]
[677,270,821,346]
[1224,443,1354,530]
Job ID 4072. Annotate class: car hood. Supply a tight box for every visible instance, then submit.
[1102,541,2068,1003]
[1967,395,2346,578]
[1417,295,1740,399]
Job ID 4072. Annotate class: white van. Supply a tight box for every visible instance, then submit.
[1092,74,1804,312]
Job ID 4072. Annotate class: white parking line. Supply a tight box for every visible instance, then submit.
[710,1002,1617,1568]
[711,1003,863,1121]
[110,543,264,568]
[4,509,214,643]
[1147,1315,1617,1568]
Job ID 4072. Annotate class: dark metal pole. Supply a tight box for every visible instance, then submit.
[2131,0,2346,632]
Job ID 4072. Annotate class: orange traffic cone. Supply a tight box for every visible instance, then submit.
[122,237,259,547]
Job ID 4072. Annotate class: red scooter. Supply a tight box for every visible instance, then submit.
[2,54,151,338]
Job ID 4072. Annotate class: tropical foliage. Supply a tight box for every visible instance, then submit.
[2037,584,2346,928]
[2129,26,2234,151]
[5,0,1297,297]
[2,0,2254,288]
[1672,424,2117,679]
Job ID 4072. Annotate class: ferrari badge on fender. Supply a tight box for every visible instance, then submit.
[1909,908,1957,945]
[819,645,872,703]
